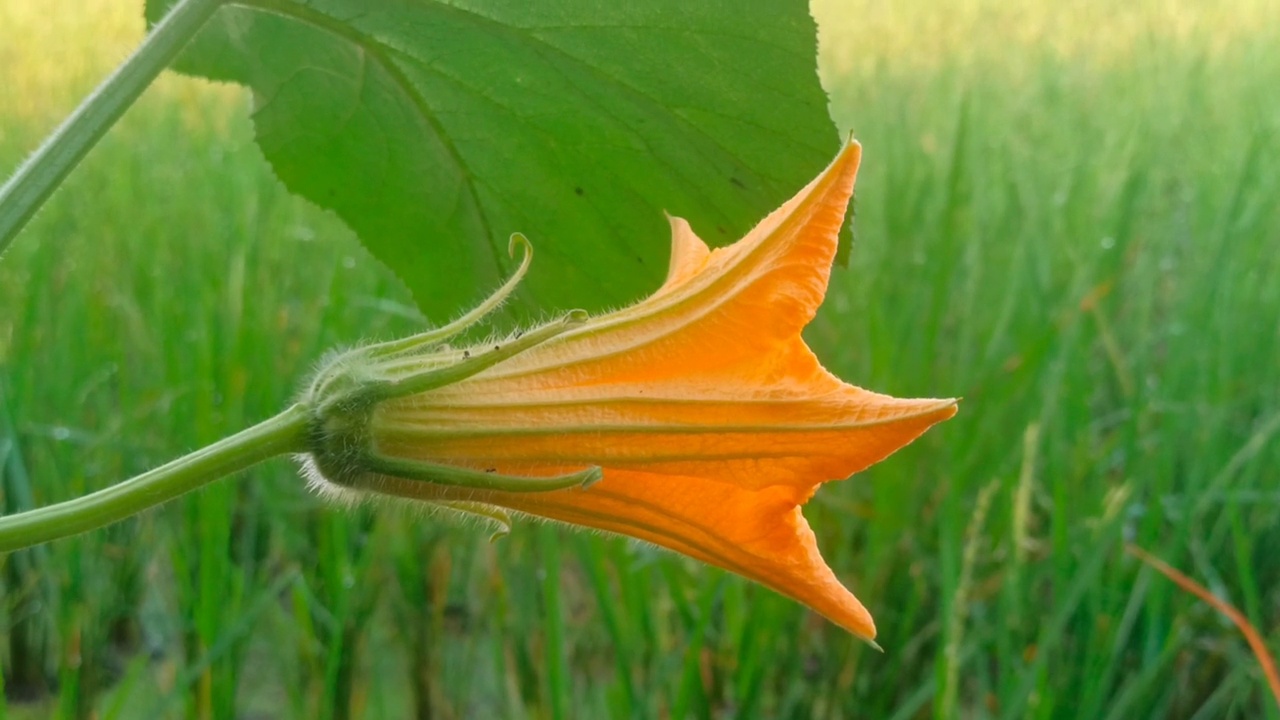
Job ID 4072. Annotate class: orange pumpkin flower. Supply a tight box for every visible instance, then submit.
[301,140,957,641]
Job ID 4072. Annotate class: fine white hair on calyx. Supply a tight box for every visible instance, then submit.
[296,454,363,506]
[299,450,690,558]
[295,454,514,536]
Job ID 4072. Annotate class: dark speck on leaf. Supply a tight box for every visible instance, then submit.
[463,350,470,358]
[717,226,728,235]
[515,330,524,339]
[485,468,496,473]
[730,176,745,189]
[574,186,584,196]
[494,345,501,352]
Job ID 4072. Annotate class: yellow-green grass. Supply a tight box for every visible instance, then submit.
[2,0,1278,717]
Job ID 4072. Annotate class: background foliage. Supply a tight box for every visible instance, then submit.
[2,0,1279,717]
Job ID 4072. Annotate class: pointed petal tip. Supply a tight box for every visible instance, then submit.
[833,138,862,175]
[876,395,959,426]
[805,139,861,229]
[935,397,961,417]
[816,589,877,641]
[844,611,878,643]
[901,396,960,424]
[658,214,712,292]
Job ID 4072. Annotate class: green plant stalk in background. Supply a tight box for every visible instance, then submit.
[0,0,236,552]
[0,404,308,551]
[0,0,222,255]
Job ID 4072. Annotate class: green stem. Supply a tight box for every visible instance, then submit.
[0,403,310,552]
[0,0,225,256]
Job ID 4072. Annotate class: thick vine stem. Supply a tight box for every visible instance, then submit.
[0,404,309,552]
[0,0,225,256]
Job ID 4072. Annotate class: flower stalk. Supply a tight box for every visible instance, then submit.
[0,403,309,552]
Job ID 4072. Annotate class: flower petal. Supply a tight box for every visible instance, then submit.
[508,470,883,636]
[375,141,918,496]
[350,140,958,641]
[467,141,863,388]
[377,384,956,491]
[654,214,712,296]
[367,467,879,638]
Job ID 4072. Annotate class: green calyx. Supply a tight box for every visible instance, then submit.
[299,235,602,499]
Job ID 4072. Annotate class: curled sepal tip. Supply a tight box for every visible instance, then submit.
[359,232,535,361]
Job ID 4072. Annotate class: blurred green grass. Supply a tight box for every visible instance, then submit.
[2,0,1279,717]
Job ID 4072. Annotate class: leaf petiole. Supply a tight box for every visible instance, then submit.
[0,0,225,256]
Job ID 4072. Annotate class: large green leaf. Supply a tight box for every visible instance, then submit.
[147,0,837,319]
